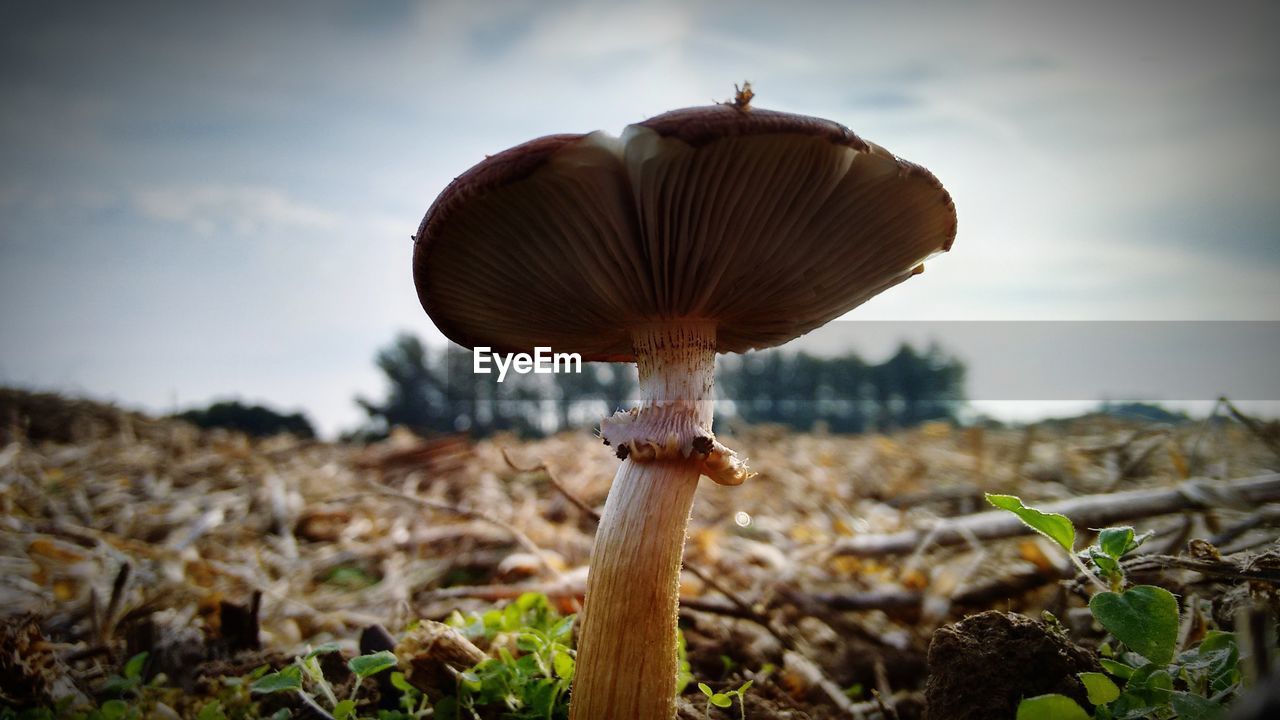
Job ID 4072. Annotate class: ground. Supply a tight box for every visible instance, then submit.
[1,390,1277,718]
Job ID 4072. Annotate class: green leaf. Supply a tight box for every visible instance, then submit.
[1088,548,1122,579]
[515,632,540,654]
[1198,630,1237,654]
[459,670,482,691]
[122,652,148,680]
[250,666,302,694]
[1201,632,1241,694]
[1016,694,1090,720]
[1109,692,1164,720]
[552,651,575,680]
[526,679,558,715]
[737,679,754,694]
[305,642,343,660]
[516,591,546,613]
[349,650,399,679]
[1078,672,1120,705]
[195,701,225,720]
[19,707,56,720]
[97,700,129,720]
[1089,585,1180,665]
[100,674,140,696]
[710,693,733,708]
[389,671,417,694]
[1148,668,1173,692]
[501,602,523,631]
[1169,691,1224,720]
[1118,651,1150,669]
[1099,659,1134,679]
[698,682,714,698]
[675,631,693,695]
[433,696,459,720]
[325,565,378,590]
[1125,662,1171,692]
[551,615,575,642]
[482,609,502,632]
[1179,643,1234,672]
[1097,527,1135,559]
[333,700,357,720]
[300,655,325,684]
[986,494,1075,552]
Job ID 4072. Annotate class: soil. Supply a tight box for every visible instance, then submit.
[924,611,1100,720]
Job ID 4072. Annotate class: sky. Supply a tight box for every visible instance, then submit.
[1,0,1278,436]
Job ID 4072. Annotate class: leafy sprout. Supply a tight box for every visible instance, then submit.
[698,680,753,720]
[987,493,1242,720]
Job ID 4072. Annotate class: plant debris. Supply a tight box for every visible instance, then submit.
[1,389,1278,718]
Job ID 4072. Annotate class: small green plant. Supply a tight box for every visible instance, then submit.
[243,592,688,720]
[2,593,714,720]
[442,592,576,719]
[99,652,149,699]
[676,630,694,696]
[697,680,753,719]
[987,494,1243,719]
[195,664,276,720]
[1,654,270,720]
[251,644,400,719]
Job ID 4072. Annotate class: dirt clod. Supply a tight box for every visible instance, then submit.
[924,611,1099,720]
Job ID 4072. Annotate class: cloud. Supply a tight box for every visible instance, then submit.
[516,2,693,61]
[132,185,337,237]
[4,0,1279,434]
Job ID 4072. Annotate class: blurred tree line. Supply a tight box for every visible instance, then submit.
[718,342,964,432]
[355,333,964,439]
[176,400,315,438]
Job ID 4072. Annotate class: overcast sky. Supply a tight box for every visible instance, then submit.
[2,0,1278,435]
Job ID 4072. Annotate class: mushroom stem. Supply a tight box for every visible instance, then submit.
[570,321,716,720]
[570,460,699,719]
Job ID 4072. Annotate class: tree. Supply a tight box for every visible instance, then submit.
[720,343,964,432]
[356,333,450,436]
[176,400,315,438]
[356,333,550,438]
[356,333,965,439]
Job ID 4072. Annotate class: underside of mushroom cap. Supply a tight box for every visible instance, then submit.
[414,104,957,361]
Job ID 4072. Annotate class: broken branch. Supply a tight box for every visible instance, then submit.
[832,474,1280,557]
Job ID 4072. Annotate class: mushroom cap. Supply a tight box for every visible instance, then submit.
[414,104,957,362]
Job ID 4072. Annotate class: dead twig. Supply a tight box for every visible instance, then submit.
[1220,396,1280,458]
[332,487,562,578]
[1209,506,1280,546]
[871,691,897,720]
[784,650,864,718]
[418,578,775,624]
[501,449,598,521]
[873,659,898,719]
[1122,553,1280,584]
[833,473,1280,557]
[102,562,131,642]
[416,577,586,606]
[782,564,1071,615]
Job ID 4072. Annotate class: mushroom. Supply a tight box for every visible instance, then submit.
[412,88,957,719]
